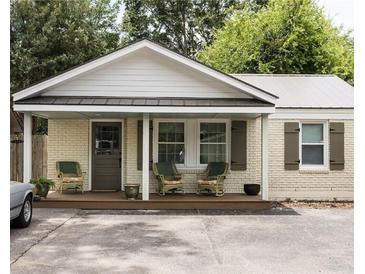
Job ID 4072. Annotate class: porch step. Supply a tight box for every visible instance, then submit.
[34,192,271,210]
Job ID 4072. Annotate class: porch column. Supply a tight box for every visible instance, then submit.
[261,114,269,200]
[23,112,32,183]
[142,113,150,200]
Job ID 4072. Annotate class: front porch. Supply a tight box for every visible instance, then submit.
[34,191,271,210]
[19,109,272,205]
[25,112,270,200]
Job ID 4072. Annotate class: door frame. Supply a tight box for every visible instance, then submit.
[88,119,124,191]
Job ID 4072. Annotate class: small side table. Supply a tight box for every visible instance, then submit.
[124,184,140,200]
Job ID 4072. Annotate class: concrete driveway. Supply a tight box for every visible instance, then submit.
[11,208,353,274]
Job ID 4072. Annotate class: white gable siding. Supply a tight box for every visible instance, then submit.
[42,49,252,99]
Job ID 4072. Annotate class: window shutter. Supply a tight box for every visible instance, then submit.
[137,120,153,171]
[231,121,247,171]
[330,123,345,170]
[284,122,300,170]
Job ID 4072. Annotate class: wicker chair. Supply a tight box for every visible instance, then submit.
[56,161,85,194]
[197,162,228,197]
[153,162,184,195]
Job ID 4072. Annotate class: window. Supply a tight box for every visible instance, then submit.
[157,122,185,164]
[199,122,227,164]
[153,119,230,168]
[301,123,326,166]
[94,125,119,155]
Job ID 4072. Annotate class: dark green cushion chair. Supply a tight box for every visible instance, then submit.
[197,162,228,196]
[56,161,85,194]
[153,162,184,195]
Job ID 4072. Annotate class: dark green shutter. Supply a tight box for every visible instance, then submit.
[330,123,345,170]
[137,120,153,171]
[231,121,247,171]
[284,122,300,170]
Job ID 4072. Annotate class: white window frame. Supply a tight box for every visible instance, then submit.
[153,119,187,168]
[299,121,329,170]
[197,119,231,168]
[153,118,231,169]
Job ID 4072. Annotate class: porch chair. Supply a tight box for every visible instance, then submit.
[56,161,85,194]
[197,162,228,197]
[152,161,184,195]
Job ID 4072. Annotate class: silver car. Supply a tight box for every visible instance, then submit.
[10,181,34,228]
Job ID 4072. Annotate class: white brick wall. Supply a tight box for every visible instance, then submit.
[124,118,164,193]
[124,117,261,193]
[268,119,354,201]
[47,117,354,200]
[224,117,262,193]
[124,118,142,186]
[47,120,89,189]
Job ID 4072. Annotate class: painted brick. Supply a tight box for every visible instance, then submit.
[124,117,261,193]
[47,119,89,190]
[47,117,354,200]
[268,119,354,200]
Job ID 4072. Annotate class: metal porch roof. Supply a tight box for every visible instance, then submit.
[16,96,273,108]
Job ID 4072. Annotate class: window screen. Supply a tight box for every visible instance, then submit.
[200,123,226,164]
[301,124,324,165]
[158,122,185,164]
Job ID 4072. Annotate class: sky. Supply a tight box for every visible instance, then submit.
[316,0,354,31]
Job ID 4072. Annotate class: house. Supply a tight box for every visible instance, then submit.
[12,39,354,202]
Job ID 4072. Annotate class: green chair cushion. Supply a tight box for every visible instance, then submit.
[58,161,79,176]
[207,162,227,179]
[156,162,178,180]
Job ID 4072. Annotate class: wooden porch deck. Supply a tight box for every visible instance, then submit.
[34,191,271,210]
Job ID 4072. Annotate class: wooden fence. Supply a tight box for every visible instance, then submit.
[10,134,48,182]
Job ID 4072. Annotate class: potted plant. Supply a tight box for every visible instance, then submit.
[30,177,55,198]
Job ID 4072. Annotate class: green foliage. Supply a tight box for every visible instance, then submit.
[34,117,48,135]
[122,0,244,56]
[197,0,354,84]
[30,176,55,187]
[10,0,122,91]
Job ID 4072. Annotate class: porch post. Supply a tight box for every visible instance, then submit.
[23,112,32,183]
[261,114,269,200]
[142,113,150,200]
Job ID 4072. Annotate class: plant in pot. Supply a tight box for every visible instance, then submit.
[30,177,55,198]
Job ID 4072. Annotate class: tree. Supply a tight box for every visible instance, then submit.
[11,0,122,91]
[121,0,244,57]
[197,0,354,84]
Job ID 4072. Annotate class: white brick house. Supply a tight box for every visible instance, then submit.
[12,39,354,201]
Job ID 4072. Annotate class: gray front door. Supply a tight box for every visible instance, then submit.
[92,122,121,190]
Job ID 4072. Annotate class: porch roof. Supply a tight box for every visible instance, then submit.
[15,96,273,107]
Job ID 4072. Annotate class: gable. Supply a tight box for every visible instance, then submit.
[12,40,277,104]
[41,48,253,99]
